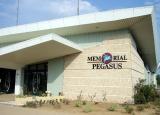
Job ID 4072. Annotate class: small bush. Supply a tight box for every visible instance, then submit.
[75,100,82,107]
[124,105,134,114]
[82,100,87,105]
[136,105,144,111]
[24,101,37,108]
[83,104,92,113]
[134,79,158,104]
[107,104,117,111]
[94,101,99,105]
[144,103,151,108]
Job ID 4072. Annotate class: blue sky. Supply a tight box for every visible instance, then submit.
[0,0,159,28]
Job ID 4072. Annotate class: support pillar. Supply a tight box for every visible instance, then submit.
[15,68,24,95]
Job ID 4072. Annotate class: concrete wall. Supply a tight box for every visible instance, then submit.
[47,58,64,96]
[131,42,146,91]
[63,30,146,103]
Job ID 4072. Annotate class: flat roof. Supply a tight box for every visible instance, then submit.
[0,6,159,72]
[0,34,82,69]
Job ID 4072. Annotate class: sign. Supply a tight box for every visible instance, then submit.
[87,52,127,69]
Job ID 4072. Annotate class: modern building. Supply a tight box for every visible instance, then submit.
[0,6,159,103]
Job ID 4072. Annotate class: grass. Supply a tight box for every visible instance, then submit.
[21,97,160,115]
[124,105,134,114]
[136,105,144,111]
[83,104,92,113]
[75,100,82,107]
[107,104,117,111]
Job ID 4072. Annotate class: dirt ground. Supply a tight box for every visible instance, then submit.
[0,101,157,115]
[0,93,15,102]
[36,102,156,115]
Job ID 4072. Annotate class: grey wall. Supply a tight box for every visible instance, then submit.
[47,58,64,96]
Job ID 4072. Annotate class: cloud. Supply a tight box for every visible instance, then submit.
[18,0,98,24]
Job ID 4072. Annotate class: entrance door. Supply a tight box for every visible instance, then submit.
[24,62,47,95]
[0,68,16,94]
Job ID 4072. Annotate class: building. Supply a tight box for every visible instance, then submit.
[0,6,159,103]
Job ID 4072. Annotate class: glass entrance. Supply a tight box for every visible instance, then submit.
[0,68,16,93]
[24,62,47,95]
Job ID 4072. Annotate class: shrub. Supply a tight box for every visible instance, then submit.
[24,101,37,108]
[83,104,92,113]
[94,101,99,105]
[136,105,144,111]
[75,100,82,107]
[107,104,117,111]
[77,90,83,101]
[82,100,87,105]
[144,103,151,108]
[134,79,158,104]
[124,105,134,114]
[88,93,96,102]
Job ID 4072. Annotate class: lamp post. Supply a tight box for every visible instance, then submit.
[16,0,20,25]
[77,0,79,15]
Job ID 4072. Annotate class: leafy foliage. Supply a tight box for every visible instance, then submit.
[134,79,158,104]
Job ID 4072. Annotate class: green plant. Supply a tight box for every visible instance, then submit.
[83,104,92,113]
[75,100,82,107]
[77,90,83,101]
[102,90,107,102]
[88,93,96,102]
[107,104,117,111]
[144,103,151,108]
[136,105,144,111]
[24,101,37,108]
[82,100,87,105]
[124,105,134,114]
[134,79,158,104]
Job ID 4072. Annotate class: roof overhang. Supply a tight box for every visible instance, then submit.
[0,6,159,72]
[0,34,82,69]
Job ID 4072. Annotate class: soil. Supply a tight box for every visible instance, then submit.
[36,101,156,115]
[0,101,157,115]
[0,93,15,102]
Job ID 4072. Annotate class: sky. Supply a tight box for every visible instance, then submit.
[0,0,159,28]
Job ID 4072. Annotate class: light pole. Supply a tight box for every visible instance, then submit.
[16,0,20,25]
[77,0,79,15]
